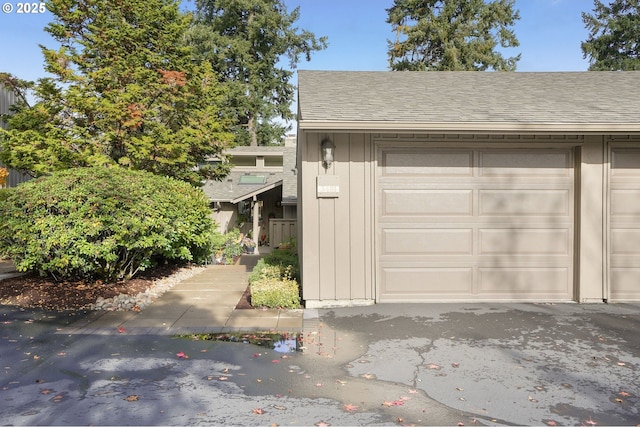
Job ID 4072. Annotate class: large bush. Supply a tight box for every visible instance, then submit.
[0,166,216,280]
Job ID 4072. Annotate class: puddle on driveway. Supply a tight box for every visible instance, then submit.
[178,332,302,352]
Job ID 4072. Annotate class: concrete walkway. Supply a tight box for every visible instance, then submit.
[1,257,303,335]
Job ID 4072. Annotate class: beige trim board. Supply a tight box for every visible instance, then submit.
[304,299,375,309]
[299,121,640,135]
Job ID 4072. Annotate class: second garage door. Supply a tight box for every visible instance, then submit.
[377,146,575,302]
[609,146,640,301]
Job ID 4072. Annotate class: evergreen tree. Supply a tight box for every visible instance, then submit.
[0,0,234,184]
[582,0,640,70]
[186,0,327,146]
[387,0,521,71]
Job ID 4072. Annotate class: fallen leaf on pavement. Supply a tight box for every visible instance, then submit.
[124,395,139,402]
[427,363,441,370]
[252,408,265,414]
[344,403,359,412]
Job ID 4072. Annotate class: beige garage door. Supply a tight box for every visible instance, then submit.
[609,146,640,301]
[377,147,575,302]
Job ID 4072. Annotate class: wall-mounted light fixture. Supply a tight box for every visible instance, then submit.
[321,138,335,169]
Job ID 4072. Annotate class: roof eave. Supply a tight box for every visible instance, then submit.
[298,120,640,135]
[229,180,283,204]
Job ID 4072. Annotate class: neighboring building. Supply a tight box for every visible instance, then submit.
[296,70,640,307]
[202,136,297,252]
[0,83,31,188]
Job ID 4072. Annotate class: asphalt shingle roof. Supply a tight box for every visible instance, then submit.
[297,71,640,131]
[202,171,282,203]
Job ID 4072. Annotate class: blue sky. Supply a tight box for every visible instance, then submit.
[0,0,592,84]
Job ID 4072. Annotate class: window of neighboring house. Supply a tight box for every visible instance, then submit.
[264,156,284,167]
[231,156,256,167]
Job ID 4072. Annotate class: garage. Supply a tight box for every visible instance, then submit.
[297,70,640,307]
[609,145,640,301]
[377,146,575,302]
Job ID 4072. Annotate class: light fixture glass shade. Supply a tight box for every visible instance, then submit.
[321,138,335,168]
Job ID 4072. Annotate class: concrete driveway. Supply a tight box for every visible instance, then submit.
[307,302,640,426]
[1,302,639,425]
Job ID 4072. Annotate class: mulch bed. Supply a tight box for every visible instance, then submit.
[0,265,182,311]
[235,286,253,309]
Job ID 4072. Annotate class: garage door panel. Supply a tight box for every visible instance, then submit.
[382,268,473,296]
[383,229,472,254]
[382,189,473,216]
[479,150,572,177]
[611,190,640,215]
[479,229,570,255]
[611,149,640,176]
[479,189,571,216]
[383,150,473,176]
[479,268,570,295]
[611,229,640,254]
[377,146,574,302]
[610,268,640,300]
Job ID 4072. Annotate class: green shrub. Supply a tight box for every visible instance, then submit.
[212,228,242,264]
[248,248,300,283]
[247,241,301,308]
[0,166,216,280]
[250,266,300,309]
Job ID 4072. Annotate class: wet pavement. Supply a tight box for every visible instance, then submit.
[1,302,639,425]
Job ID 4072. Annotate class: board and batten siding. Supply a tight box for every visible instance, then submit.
[299,132,640,306]
[300,132,375,306]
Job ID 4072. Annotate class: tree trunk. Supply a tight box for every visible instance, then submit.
[248,113,258,146]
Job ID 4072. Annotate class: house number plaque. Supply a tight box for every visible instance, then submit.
[317,175,340,198]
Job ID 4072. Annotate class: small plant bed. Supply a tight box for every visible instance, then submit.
[179,331,302,353]
[246,242,301,309]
